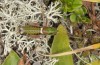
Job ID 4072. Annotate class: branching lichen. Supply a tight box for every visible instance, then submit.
[0,0,61,65]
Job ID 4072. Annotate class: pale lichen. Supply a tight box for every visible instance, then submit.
[0,0,61,65]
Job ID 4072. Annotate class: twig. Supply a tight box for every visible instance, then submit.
[69,44,91,65]
[43,43,100,57]
[83,0,100,2]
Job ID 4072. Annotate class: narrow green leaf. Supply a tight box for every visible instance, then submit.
[86,60,100,65]
[51,24,74,65]
[2,50,20,65]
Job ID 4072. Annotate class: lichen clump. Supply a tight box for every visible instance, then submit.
[0,0,62,65]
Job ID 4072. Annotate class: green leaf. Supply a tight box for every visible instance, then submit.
[82,17,91,23]
[74,7,87,15]
[2,50,20,65]
[51,24,74,65]
[86,60,100,65]
[61,0,82,12]
[82,7,87,14]
[70,13,77,22]
[62,4,68,12]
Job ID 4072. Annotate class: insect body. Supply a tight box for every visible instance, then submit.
[22,25,57,35]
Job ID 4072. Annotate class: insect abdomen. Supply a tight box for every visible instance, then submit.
[22,25,57,35]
